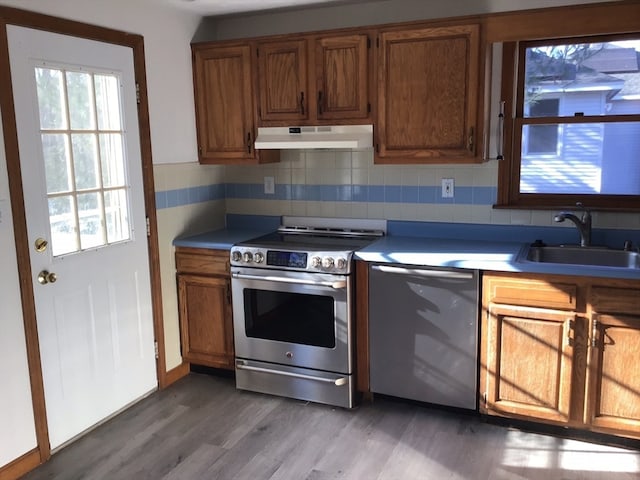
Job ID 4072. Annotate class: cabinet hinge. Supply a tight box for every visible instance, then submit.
[154,341,159,359]
[367,37,371,49]
[146,216,151,237]
[591,317,598,348]
[136,83,141,104]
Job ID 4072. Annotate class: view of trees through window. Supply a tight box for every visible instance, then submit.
[35,66,131,256]
[518,38,640,196]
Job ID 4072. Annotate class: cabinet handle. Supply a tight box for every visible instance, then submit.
[317,91,323,116]
[566,318,572,347]
[300,91,305,115]
[246,132,252,153]
[497,101,505,160]
[468,126,475,152]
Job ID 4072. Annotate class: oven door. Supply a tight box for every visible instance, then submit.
[231,266,351,374]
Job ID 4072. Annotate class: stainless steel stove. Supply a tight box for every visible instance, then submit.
[230,217,385,408]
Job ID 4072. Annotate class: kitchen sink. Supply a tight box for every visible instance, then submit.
[521,245,640,269]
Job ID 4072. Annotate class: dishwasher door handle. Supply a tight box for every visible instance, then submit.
[371,264,475,280]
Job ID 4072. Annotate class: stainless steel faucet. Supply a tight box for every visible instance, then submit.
[553,202,592,247]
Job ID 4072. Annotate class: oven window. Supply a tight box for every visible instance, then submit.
[243,289,336,348]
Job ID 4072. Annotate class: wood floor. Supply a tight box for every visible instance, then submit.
[21,373,640,480]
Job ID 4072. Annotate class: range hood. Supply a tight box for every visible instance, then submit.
[254,125,373,150]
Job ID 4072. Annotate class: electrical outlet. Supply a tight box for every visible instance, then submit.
[264,176,275,195]
[441,178,454,198]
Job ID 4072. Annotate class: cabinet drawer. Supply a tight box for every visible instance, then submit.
[175,247,229,276]
[591,286,640,315]
[485,276,577,310]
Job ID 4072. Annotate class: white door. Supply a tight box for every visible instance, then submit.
[7,25,157,450]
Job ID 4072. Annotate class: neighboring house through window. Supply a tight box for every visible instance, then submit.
[498,34,640,209]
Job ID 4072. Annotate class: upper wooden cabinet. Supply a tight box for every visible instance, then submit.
[315,34,371,121]
[256,33,372,125]
[192,43,278,164]
[257,39,309,123]
[376,24,481,163]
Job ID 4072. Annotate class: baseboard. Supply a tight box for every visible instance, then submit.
[0,448,41,480]
[161,361,190,388]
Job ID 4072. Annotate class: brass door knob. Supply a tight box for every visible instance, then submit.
[37,270,57,285]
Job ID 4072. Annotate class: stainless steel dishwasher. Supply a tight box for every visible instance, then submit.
[369,264,479,410]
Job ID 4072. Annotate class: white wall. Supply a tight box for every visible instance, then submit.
[205,0,617,40]
[0,109,38,468]
[0,0,201,165]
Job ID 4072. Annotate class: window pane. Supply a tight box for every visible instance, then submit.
[66,71,96,130]
[525,124,560,154]
[524,40,640,117]
[520,121,640,194]
[72,134,100,190]
[42,133,72,194]
[35,68,67,130]
[49,195,78,256]
[100,133,126,187]
[104,189,130,243]
[95,74,121,130]
[78,192,105,249]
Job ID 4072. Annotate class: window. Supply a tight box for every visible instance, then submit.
[498,34,640,209]
[35,66,131,256]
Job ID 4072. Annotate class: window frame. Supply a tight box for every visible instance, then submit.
[496,33,640,211]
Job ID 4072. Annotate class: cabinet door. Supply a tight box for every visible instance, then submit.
[377,24,480,163]
[192,44,257,162]
[587,313,640,435]
[178,274,234,369]
[257,39,308,122]
[315,34,370,121]
[483,304,575,423]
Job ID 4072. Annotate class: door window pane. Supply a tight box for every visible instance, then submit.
[42,133,72,194]
[72,134,99,190]
[49,196,78,256]
[35,68,67,130]
[95,74,121,130]
[104,189,129,243]
[78,192,105,249]
[66,71,96,130]
[100,133,126,187]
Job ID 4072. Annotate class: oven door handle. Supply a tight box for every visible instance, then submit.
[236,362,348,386]
[231,272,347,290]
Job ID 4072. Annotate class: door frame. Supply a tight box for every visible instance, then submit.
[0,6,168,476]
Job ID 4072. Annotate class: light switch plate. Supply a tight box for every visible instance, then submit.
[264,176,275,195]
[441,178,454,198]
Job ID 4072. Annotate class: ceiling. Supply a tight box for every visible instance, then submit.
[158,0,366,17]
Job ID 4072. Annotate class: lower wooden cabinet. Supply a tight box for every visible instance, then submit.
[587,287,640,434]
[484,304,576,423]
[176,247,234,369]
[481,272,640,440]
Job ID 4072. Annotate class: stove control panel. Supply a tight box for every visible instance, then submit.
[230,247,351,274]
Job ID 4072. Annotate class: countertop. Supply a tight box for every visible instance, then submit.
[173,228,272,250]
[174,227,640,280]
